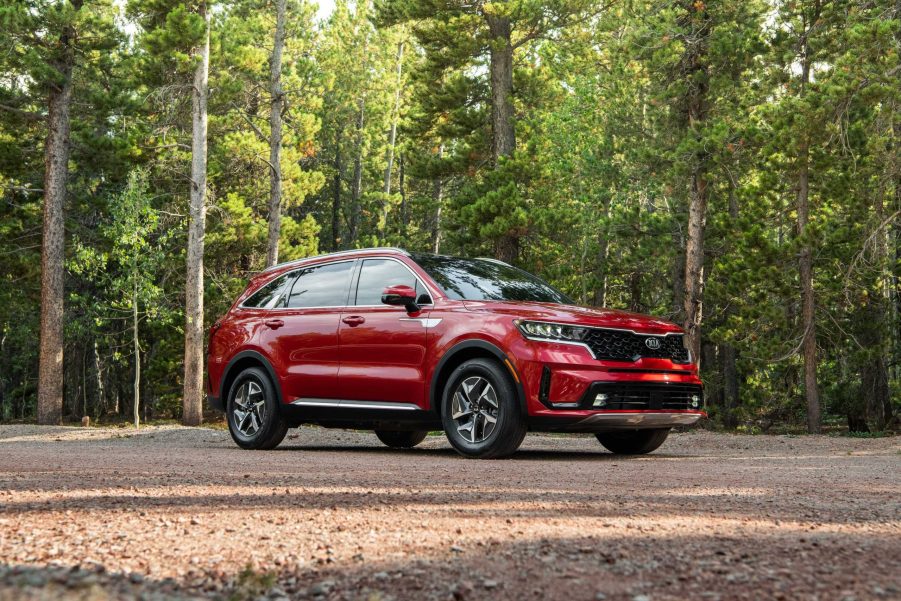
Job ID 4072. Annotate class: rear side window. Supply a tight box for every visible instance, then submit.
[243,272,294,308]
[287,261,353,308]
[355,259,429,305]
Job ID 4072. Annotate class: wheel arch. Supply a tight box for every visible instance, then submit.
[429,339,526,417]
[219,350,283,408]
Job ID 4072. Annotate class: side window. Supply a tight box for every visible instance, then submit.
[287,261,353,308]
[243,272,294,309]
[355,259,429,306]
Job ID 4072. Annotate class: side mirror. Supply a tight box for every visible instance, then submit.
[381,284,419,313]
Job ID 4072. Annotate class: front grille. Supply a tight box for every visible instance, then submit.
[582,329,690,363]
[581,382,703,411]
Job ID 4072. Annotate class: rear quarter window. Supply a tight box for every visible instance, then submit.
[242,272,294,309]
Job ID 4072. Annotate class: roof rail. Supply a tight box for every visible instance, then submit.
[261,247,410,273]
[474,257,512,267]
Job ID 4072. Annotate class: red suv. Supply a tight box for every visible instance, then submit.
[207,248,704,458]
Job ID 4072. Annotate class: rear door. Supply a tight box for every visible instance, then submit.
[257,260,354,402]
[337,258,433,407]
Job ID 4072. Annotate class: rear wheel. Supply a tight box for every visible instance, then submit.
[375,430,428,449]
[442,358,526,459]
[226,367,288,450]
[595,428,670,455]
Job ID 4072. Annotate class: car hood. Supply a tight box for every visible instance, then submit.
[461,300,683,335]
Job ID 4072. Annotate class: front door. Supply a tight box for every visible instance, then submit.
[258,260,354,402]
[337,258,432,406]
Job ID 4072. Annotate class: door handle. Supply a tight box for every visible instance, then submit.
[342,315,366,327]
[264,318,285,329]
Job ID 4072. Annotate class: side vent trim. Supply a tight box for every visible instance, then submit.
[539,366,552,404]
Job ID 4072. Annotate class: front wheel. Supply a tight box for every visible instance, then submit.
[226,366,288,450]
[595,428,670,455]
[442,358,526,459]
[375,430,428,449]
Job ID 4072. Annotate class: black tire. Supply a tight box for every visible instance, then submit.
[595,428,670,455]
[226,366,288,450]
[375,430,428,449]
[441,358,526,459]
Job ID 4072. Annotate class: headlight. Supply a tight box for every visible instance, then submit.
[516,320,590,342]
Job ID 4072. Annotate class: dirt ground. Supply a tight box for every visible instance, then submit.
[0,425,898,601]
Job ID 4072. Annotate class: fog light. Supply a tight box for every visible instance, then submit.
[690,394,700,408]
[593,393,608,407]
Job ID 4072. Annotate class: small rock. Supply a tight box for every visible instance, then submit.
[310,580,335,595]
[483,579,498,589]
[595,594,607,601]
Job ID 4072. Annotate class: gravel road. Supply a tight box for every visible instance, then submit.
[0,425,899,601]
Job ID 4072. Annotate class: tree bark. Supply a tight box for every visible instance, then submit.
[398,153,408,230]
[859,119,891,432]
[888,0,901,427]
[37,0,83,425]
[681,1,710,366]
[133,280,140,429]
[485,12,519,263]
[331,128,342,251]
[380,41,404,241]
[593,196,611,308]
[93,339,104,414]
[721,343,739,428]
[721,171,741,428]
[348,98,364,246]
[182,4,210,427]
[431,143,444,253]
[797,48,821,434]
[266,0,287,267]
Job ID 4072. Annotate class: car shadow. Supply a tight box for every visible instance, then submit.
[273,444,686,461]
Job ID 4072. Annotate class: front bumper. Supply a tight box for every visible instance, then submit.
[528,409,706,432]
[508,336,705,431]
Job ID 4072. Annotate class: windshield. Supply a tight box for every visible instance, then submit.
[410,254,573,304]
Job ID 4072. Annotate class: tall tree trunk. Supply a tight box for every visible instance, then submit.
[182,4,210,427]
[93,339,104,415]
[431,143,444,253]
[348,98,364,246]
[380,41,404,241]
[797,50,821,434]
[721,343,739,427]
[37,0,82,424]
[681,1,710,366]
[37,0,83,425]
[331,128,342,251]
[889,0,901,426]
[266,0,287,267]
[860,141,891,431]
[721,173,741,428]
[485,13,519,263]
[133,281,140,429]
[593,196,611,308]
[398,153,408,230]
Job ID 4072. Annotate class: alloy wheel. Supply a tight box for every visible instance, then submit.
[232,380,266,437]
[451,376,499,443]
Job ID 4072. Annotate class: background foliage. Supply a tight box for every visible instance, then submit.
[1,0,899,432]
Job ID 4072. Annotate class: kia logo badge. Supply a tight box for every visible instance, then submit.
[645,337,661,350]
